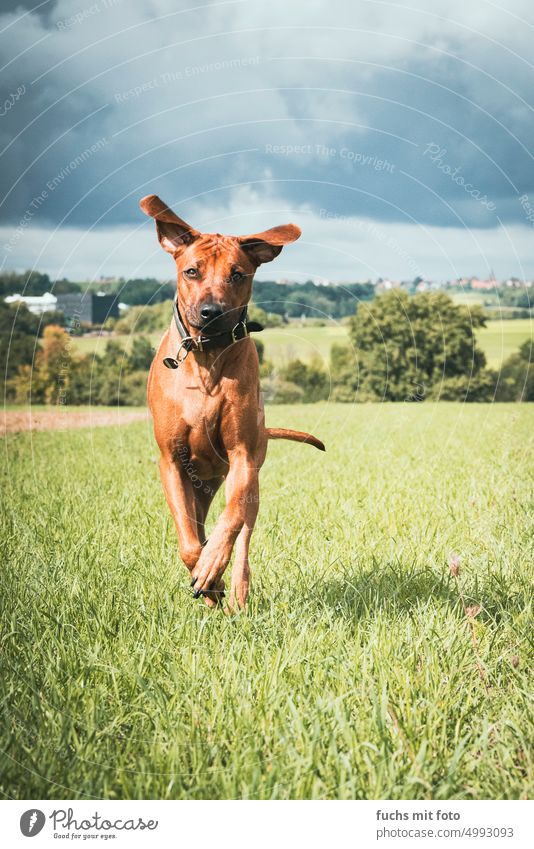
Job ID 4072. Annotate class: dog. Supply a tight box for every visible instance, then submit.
[140,195,325,610]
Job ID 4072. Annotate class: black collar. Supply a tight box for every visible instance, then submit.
[163,297,264,369]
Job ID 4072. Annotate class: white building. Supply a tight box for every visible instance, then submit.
[4,292,57,315]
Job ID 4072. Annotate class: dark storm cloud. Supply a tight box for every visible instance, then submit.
[1,0,533,237]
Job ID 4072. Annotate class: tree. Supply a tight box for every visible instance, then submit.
[0,270,51,297]
[249,279,374,318]
[129,336,154,371]
[7,326,154,407]
[253,338,264,364]
[36,325,72,404]
[494,339,534,401]
[117,278,175,305]
[9,324,71,404]
[332,290,491,402]
[0,302,39,382]
[330,343,359,402]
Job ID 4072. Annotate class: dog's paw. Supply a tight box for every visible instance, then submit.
[203,579,225,608]
[191,545,230,595]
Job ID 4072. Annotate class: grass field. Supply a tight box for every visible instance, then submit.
[477,319,533,367]
[71,324,349,364]
[72,318,533,369]
[1,403,533,799]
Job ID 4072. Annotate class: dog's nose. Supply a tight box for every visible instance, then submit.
[199,302,224,323]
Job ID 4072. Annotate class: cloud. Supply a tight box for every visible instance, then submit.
[1,0,534,278]
[3,193,533,282]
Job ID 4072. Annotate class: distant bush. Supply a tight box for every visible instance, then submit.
[261,376,304,404]
[129,336,155,371]
[259,356,329,403]
[494,340,534,401]
[430,371,497,402]
[115,301,169,334]
[248,304,284,327]
[253,338,264,364]
[278,357,329,402]
[329,344,359,402]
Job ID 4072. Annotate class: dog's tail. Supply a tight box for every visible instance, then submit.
[266,427,325,452]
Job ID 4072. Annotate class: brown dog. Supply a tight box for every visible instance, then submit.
[141,195,325,609]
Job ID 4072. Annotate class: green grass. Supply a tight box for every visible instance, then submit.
[72,333,150,356]
[2,403,533,800]
[257,323,348,364]
[72,317,533,369]
[478,319,533,368]
[71,324,350,364]
[449,290,498,306]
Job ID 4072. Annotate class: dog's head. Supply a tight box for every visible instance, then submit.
[140,194,301,335]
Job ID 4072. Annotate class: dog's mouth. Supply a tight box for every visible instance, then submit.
[185,306,243,335]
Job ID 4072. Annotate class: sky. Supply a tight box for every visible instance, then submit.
[1,0,534,283]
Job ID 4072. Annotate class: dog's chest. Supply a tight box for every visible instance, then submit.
[171,394,228,478]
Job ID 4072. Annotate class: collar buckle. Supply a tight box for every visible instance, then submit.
[231,320,248,343]
[163,337,193,369]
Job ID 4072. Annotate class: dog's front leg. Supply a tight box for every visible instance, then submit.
[159,453,204,572]
[229,483,259,610]
[190,449,258,598]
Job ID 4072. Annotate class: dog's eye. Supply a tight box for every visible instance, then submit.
[231,270,244,283]
[183,267,198,279]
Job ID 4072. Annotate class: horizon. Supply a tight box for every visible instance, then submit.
[3,269,534,289]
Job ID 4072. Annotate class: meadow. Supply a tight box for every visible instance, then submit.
[72,318,533,368]
[1,403,533,800]
[477,319,533,367]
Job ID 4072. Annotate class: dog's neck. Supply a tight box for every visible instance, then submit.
[168,314,252,393]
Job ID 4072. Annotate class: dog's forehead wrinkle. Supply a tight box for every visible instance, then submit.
[187,234,240,267]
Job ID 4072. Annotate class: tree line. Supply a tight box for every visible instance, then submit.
[2,290,532,406]
[0,270,374,317]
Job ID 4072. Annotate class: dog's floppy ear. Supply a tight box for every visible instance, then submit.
[139,194,199,255]
[238,224,301,265]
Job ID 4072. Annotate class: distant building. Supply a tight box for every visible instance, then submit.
[55,293,119,324]
[470,277,497,291]
[375,279,400,292]
[4,292,57,315]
